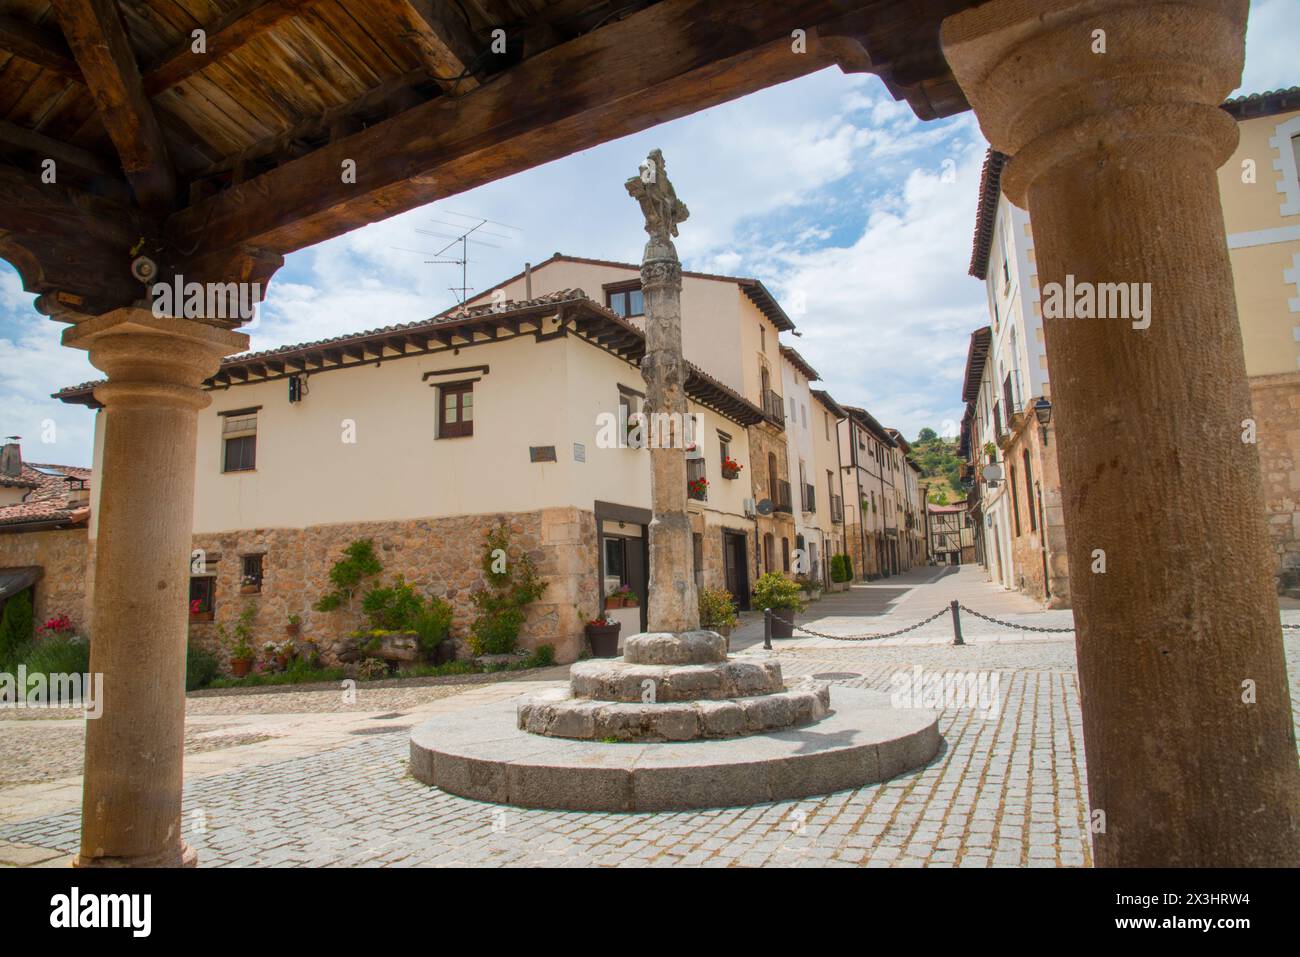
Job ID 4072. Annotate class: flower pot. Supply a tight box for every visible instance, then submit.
[239,584,259,595]
[605,596,625,609]
[768,610,795,640]
[275,654,289,670]
[285,622,300,637]
[721,467,740,480]
[586,622,621,658]
[231,657,253,678]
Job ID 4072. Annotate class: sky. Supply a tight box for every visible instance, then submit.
[2,0,1296,468]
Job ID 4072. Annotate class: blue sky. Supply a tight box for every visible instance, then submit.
[2,0,1296,467]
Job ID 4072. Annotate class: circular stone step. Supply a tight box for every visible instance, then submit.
[409,687,941,812]
[622,631,726,665]
[518,681,828,741]
[568,658,784,702]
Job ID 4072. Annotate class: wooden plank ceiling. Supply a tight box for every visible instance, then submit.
[0,0,979,317]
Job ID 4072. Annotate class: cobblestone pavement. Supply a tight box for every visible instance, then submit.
[3,570,1297,866]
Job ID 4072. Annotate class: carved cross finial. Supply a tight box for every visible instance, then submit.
[625,149,689,245]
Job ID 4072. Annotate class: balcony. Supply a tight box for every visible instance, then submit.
[829,494,844,524]
[774,480,793,513]
[761,388,785,429]
[802,483,816,513]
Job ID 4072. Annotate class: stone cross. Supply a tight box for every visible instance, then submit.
[626,149,699,633]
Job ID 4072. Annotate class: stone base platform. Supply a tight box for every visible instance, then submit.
[519,680,829,741]
[410,687,941,812]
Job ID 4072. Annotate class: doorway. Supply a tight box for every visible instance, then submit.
[723,530,750,610]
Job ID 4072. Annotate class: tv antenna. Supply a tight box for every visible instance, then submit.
[416,212,520,305]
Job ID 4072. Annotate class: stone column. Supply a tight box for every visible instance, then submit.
[944,0,1300,866]
[627,150,700,633]
[64,309,248,867]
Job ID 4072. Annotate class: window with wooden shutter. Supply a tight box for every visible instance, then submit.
[439,382,474,438]
[222,413,257,472]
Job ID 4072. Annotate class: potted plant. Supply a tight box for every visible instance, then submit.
[751,572,805,640]
[687,476,709,501]
[585,614,621,658]
[285,613,301,637]
[239,573,260,595]
[721,456,743,479]
[623,590,639,609]
[605,585,627,609]
[219,606,257,677]
[275,639,295,670]
[698,587,738,647]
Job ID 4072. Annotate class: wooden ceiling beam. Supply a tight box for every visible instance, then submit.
[142,0,321,97]
[371,0,482,95]
[170,0,864,261]
[0,165,146,316]
[0,120,129,198]
[51,0,177,215]
[0,13,84,81]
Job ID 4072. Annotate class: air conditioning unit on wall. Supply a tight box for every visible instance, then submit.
[743,498,757,518]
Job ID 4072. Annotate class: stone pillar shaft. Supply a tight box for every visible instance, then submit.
[65,310,247,867]
[945,0,1300,866]
[641,250,700,632]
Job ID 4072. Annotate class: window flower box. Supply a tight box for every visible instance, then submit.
[721,457,743,479]
[688,477,709,501]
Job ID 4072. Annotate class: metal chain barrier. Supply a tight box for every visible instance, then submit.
[955,603,1076,634]
[765,606,950,643]
[761,603,1298,645]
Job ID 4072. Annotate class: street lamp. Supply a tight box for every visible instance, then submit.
[1033,397,1052,445]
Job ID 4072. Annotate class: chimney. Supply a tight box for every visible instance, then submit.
[0,437,20,478]
[524,262,533,299]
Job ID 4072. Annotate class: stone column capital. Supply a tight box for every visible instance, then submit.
[942,0,1247,204]
[640,254,682,292]
[62,308,249,411]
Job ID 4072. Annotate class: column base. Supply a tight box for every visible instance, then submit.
[72,842,197,869]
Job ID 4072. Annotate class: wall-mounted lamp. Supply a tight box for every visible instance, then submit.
[1033,398,1052,445]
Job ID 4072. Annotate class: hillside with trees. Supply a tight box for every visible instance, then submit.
[911,428,965,504]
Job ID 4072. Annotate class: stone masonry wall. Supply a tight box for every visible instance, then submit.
[188,507,599,670]
[1251,371,1300,590]
[0,527,90,634]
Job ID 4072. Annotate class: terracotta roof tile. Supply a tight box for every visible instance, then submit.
[0,462,92,529]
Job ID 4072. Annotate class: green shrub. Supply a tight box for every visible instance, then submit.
[831,553,853,583]
[315,539,383,612]
[751,572,805,613]
[20,634,90,677]
[186,645,221,691]
[0,591,35,666]
[469,525,546,656]
[527,644,555,668]
[698,587,738,629]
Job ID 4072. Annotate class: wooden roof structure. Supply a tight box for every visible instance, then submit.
[0,0,979,320]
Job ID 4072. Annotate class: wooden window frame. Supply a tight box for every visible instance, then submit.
[604,281,645,318]
[438,380,474,439]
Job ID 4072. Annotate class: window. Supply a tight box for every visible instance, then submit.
[824,410,831,441]
[801,403,807,429]
[189,576,215,621]
[619,386,643,447]
[781,537,790,573]
[606,285,644,318]
[718,432,731,464]
[768,452,779,500]
[1023,449,1037,532]
[439,382,473,438]
[763,533,774,574]
[1010,464,1022,536]
[760,325,766,353]
[222,412,257,472]
[241,554,263,591]
[603,536,626,595]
